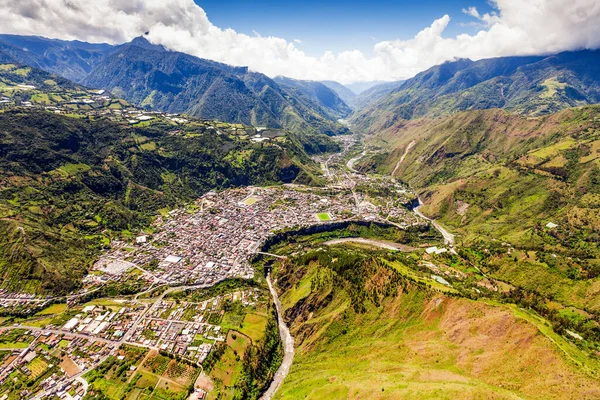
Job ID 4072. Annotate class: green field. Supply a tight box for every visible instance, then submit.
[239,313,268,343]
[242,196,260,206]
[35,303,67,316]
[316,213,331,221]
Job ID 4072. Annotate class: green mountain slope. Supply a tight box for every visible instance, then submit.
[0,65,318,294]
[319,80,357,109]
[362,106,600,317]
[352,51,600,133]
[0,35,349,152]
[0,34,111,82]
[272,77,352,118]
[272,246,600,399]
[80,37,348,151]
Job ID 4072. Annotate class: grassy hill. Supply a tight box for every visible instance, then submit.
[272,246,600,399]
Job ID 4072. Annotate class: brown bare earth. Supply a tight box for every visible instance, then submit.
[195,372,214,392]
[59,356,81,377]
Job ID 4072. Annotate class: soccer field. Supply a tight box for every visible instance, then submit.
[317,213,331,221]
[242,196,260,206]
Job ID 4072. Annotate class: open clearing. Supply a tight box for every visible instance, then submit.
[60,356,81,377]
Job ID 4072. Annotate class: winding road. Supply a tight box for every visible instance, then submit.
[413,198,455,246]
[261,273,295,400]
[346,150,367,173]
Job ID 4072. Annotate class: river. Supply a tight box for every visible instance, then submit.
[260,272,295,400]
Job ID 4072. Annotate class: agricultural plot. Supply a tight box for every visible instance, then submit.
[226,331,251,359]
[142,352,171,375]
[164,359,198,386]
[239,313,268,343]
[59,356,81,377]
[27,357,49,380]
[35,303,67,316]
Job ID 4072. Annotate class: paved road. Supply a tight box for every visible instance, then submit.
[413,198,455,246]
[323,237,416,251]
[260,273,294,400]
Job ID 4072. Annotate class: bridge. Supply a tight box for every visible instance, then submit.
[255,251,288,259]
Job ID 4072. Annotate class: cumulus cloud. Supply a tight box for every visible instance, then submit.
[0,0,599,83]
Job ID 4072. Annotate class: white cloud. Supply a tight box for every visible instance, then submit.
[0,0,599,83]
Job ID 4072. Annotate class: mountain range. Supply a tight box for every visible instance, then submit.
[0,34,351,152]
[351,51,600,133]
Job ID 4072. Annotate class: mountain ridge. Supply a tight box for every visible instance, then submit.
[351,51,600,133]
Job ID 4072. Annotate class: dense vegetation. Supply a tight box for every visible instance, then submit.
[0,110,315,294]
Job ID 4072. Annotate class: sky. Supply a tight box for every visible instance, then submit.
[1,0,600,83]
[196,0,495,56]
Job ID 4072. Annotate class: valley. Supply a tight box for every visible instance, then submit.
[1,17,600,399]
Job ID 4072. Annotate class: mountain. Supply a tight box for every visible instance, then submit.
[359,105,600,314]
[272,245,600,398]
[82,37,349,148]
[0,34,111,82]
[320,80,357,109]
[352,79,405,110]
[0,64,318,294]
[274,76,352,118]
[352,51,600,133]
[0,35,349,151]
[345,80,387,94]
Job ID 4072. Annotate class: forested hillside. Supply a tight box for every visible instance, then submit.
[0,34,351,151]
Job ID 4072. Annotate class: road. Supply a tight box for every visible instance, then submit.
[323,237,415,251]
[260,273,294,400]
[391,140,416,176]
[346,150,367,173]
[413,198,455,246]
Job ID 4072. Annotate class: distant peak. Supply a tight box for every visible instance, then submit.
[127,36,167,52]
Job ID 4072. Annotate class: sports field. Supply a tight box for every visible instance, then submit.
[241,196,260,206]
[317,213,331,221]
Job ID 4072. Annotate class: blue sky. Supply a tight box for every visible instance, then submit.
[196,0,494,55]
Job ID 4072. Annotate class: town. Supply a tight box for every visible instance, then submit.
[90,181,420,289]
[0,288,262,399]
